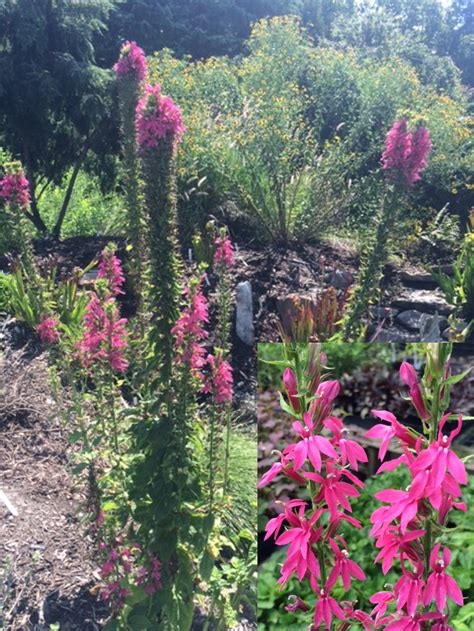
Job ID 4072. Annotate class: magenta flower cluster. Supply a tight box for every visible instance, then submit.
[172,278,209,379]
[366,361,466,629]
[76,293,128,373]
[203,352,233,403]
[136,84,185,148]
[98,538,162,609]
[0,169,30,210]
[260,365,370,629]
[214,233,235,268]
[113,40,147,81]
[381,118,432,187]
[37,316,61,344]
[97,245,126,296]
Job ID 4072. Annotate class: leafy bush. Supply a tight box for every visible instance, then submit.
[38,170,126,239]
[148,18,473,248]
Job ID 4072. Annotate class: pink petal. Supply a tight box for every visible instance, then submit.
[445,574,463,606]
[314,435,337,459]
[292,440,308,470]
[447,450,467,485]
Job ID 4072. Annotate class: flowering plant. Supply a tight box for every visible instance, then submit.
[259,343,370,629]
[259,343,471,631]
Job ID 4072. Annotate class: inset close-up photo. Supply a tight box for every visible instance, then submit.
[258,343,474,630]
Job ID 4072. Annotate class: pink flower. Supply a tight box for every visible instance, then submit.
[384,611,444,631]
[400,361,429,420]
[422,543,463,611]
[203,352,233,403]
[282,367,299,412]
[341,602,374,631]
[313,587,346,629]
[381,118,431,187]
[326,538,365,591]
[136,84,185,148]
[172,279,209,379]
[214,234,235,267]
[324,416,368,470]
[258,451,306,489]
[273,502,323,586]
[373,526,425,574]
[285,595,310,613]
[97,245,125,296]
[371,488,419,535]
[369,590,396,623]
[393,559,425,614]
[114,41,147,81]
[410,414,467,489]
[305,463,363,522]
[287,411,337,471]
[310,379,340,424]
[37,316,60,344]
[365,410,416,461]
[0,169,30,209]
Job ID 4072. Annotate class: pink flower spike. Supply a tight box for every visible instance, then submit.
[0,168,30,210]
[114,40,147,81]
[214,233,235,267]
[97,246,125,296]
[136,84,185,148]
[422,543,463,611]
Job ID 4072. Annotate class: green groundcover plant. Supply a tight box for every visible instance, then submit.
[258,342,473,630]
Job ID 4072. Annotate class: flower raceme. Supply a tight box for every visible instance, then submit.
[0,168,30,210]
[260,355,369,628]
[113,40,147,82]
[381,118,432,187]
[97,245,126,297]
[214,233,235,268]
[203,351,233,403]
[136,84,185,148]
[367,358,467,628]
[76,293,129,373]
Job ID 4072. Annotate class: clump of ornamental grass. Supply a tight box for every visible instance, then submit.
[342,119,432,341]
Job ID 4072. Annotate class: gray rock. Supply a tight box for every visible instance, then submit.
[329,269,353,290]
[396,310,424,331]
[235,281,255,346]
[368,326,419,342]
[400,269,436,286]
[391,289,454,315]
[370,306,398,321]
[419,313,444,342]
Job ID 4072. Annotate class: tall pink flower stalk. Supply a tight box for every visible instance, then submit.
[381,118,432,187]
[97,244,126,297]
[260,345,369,628]
[367,353,466,629]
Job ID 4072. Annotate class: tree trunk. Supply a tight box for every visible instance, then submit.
[52,142,89,239]
[22,143,47,233]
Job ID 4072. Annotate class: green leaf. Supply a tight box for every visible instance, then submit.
[443,368,471,386]
[199,550,215,582]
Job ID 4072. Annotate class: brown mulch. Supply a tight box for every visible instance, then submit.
[0,347,109,630]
